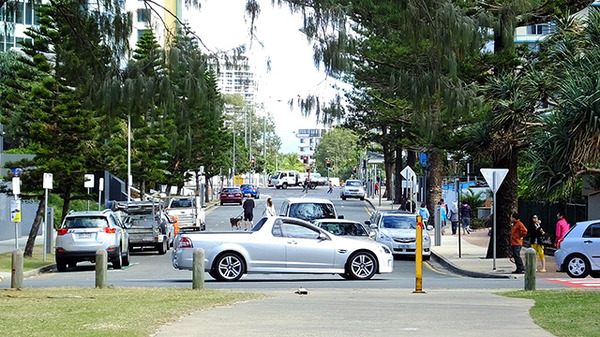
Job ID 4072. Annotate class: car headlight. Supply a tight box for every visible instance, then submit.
[423,235,430,242]
[378,245,391,254]
[379,232,392,242]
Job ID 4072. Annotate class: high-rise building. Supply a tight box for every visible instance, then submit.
[209,53,257,103]
[0,2,37,52]
[296,128,326,160]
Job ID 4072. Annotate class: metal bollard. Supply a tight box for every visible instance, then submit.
[192,248,205,290]
[11,249,23,289]
[524,247,536,291]
[95,249,108,288]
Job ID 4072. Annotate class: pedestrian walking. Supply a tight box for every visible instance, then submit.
[461,201,472,234]
[327,181,333,193]
[374,182,379,195]
[419,203,430,227]
[510,213,528,274]
[264,197,276,217]
[438,199,448,235]
[529,214,546,272]
[302,179,309,193]
[242,197,255,230]
[555,211,570,248]
[449,202,459,235]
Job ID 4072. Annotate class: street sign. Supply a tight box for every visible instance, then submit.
[10,199,21,222]
[43,173,53,189]
[480,168,508,193]
[12,176,20,195]
[84,174,95,188]
[400,166,416,181]
[99,177,104,191]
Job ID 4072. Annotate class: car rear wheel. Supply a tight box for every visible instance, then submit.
[122,244,130,267]
[56,259,67,272]
[565,254,590,278]
[345,251,377,280]
[282,183,288,189]
[212,253,245,281]
[158,239,168,255]
[112,246,123,269]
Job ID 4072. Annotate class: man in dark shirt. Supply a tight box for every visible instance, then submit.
[243,197,255,231]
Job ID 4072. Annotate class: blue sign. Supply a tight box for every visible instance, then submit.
[420,153,427,167]
[10,168,23,177]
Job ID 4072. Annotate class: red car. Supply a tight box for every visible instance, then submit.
[220,187,243,205]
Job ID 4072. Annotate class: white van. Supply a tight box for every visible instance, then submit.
[270,170,301,189]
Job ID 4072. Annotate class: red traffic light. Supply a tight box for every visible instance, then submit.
[251,158,255,164]
[353,167,357,173]
[303,156,308,164]
[306,167,310,172]
[326,161,331,168]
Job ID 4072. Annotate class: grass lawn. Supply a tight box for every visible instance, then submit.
[0,245,54,272]
[0,287,264,336]
[502,289,600,337]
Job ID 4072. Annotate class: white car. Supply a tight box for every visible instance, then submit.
[340,180,365,200]
[366,210,431,260]
[313,219,375,241]
[172,216,393,281]
[555,220,600,278]
[278,197,344,222]
[55,210,130,271]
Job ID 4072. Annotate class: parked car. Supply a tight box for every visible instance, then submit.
[55,209,130,272]
[313,219,375,241]
[117,200,174,254]
[340,179,365,200]
[365,210,431,260]
[240,184,260,199]
[278,197,344,222]
[165,196,206,229]
[220,187,243,205]
[172,216,393,281]
[555,220,600,278]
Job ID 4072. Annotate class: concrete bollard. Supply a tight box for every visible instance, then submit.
[11,249,24,289]
[524,247,536,291]
[192,248,205,290]
[95,249,108,288]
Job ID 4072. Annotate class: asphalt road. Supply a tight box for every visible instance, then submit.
[1,186,565,290]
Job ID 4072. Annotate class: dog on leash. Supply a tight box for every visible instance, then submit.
[230,217,242,230]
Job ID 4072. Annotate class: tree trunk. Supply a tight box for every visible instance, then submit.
[486,151,519,259]
[24,194,46,257]
[195,170,200,196]
[140,180,146,200]
[394,143,403,204]
[382,138,394,200]
[427,150,443,223]
[61,184,72,224]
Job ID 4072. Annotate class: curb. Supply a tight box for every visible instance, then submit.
[430,251,512,279]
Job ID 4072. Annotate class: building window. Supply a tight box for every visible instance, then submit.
[527,24,548,35]
[137,8,151,23]
[16,2,24,24]
[137,29,149,41]
[25,2,33,25]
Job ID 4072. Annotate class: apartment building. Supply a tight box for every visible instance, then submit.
[296,128,326,161]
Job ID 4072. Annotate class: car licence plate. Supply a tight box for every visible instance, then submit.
[78,233,92,239]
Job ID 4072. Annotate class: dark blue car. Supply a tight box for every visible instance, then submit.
[240,184,260,199]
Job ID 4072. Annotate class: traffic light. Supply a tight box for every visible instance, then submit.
[353,167,357,174]
[306,166,310,172]
[303,156,308,164]
[326,160,331,168]
[251,158,255,169]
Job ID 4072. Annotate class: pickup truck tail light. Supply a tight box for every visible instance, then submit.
[178,237,192,248]
[103,227,116,234]
[57,228,69,236]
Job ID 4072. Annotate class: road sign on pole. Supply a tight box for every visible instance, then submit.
[480,168,509,270]
[43,173,53,262]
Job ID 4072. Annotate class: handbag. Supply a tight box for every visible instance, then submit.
[540,235,553,247]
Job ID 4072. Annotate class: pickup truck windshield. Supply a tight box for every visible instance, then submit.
[171,199,193,208]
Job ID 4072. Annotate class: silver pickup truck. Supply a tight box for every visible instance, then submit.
[171,216,393,281]
[117,200,174,254]
[165,196,206,230]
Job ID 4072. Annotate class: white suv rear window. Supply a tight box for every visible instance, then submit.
[64,217,108,229]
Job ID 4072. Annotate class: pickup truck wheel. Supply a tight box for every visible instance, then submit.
[213,253,245,281]
[158,240,168,255]
[282,183,288,189]
[345,251,377,280]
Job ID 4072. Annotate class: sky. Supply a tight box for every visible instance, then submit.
[183,0,343,153]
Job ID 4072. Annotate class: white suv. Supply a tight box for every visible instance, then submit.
[340,180,365,200]
[55,210,130,271]
[278,197,344,222]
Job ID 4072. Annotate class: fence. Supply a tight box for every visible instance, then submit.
[518,200,587,241]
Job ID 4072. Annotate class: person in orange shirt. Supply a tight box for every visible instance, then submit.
[510,213,528,274]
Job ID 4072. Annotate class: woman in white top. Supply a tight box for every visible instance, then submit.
[265,197,276,217]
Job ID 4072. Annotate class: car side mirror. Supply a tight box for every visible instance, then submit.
[318,232,330,241]
[370,224,377,230]
[338,215,344,219]
[364,220,371,225]
[369,231,376,238]
[426,225,433,231]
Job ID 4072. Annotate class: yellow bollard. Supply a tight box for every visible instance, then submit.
[414,215,426,294]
